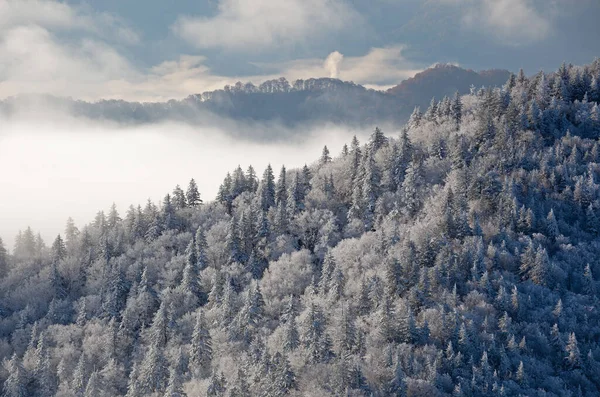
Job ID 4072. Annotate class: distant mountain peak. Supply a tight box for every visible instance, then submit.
[386,64,511,104]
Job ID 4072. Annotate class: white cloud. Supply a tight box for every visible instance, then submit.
[0,0,75,31]
[172,0,360,51]
[446,0,552,44]
[0,0,140,45]
[0,25,139,99]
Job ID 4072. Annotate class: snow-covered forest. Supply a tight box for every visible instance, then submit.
[2,59,600,396]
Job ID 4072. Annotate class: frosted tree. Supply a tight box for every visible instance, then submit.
[282,315,300,352]
[531,246,550,286]
[275,165,287,207]
[206,370,226,397]
[181,239,203,305]
[546,209,559,240]
[257,166,276,212]
[186,178,202,207]
[164,349,187,397]
[51,234,66,263]
[401,159,422,217]
[34,332,55,397]
[361,148,380,230]
[408,107,422,129]
[172,185,187,210]
[138,336,168,394]
[369,127,388,152]
[583,264,596,296]
[83,372,101,397]
[451,92,463,129]
[191,311,212,379]
[286,172,303,214]
[320,145,332,165]
[226,215,244,264]
[265,352,296,396]
[3,353,27,397]
[565,332,581,369]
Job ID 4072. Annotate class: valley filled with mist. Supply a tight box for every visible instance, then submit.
[0,116,366,248]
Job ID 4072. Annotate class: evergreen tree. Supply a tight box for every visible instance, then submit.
[546,209,559,240]
[206,370,227,397]
[320,146,332,165]
[565,332,581,369]
[283,315,300,352]
[51,234,66,263]
[181,239,202,303]
[3,353,27,397]
[83,372,101,397]
[138,336,168,394]
[191,311,213,379]
[275,165,287,206]
[531,246,550,286]
[369,127,388,152]
[401,159,422,217]
[258,165,276,211]
[164,350,187,397]
[186,178,202,207]
[173,185,188,210]
[226,215,244,264]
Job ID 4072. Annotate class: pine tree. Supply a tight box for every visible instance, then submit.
[275,165,287,206]
[531,246,550,286]
[195,227,208,271]
[408,107,422,129]
[266,352,296,396]
[51,234,66,264]
[565,332,581,368]
[583,263,596,296]
[138,336,168,394]
[286,172,303,215]
[147,301,169,348]
[181,239,202,303]
[451,92,462,130]
[186,178,202,207]
[191,311,212,379]
[3,353,27,397]
[164,349,187,397]
[72,353,87,397]
[100,358,127,397]
[126,361,142,397]
[320,146,332,165]
[282,315,300,352]
[173,185,188,210]
[258,165,276,211]
[369,127,388,152]
[401,159,422,217]
[83,372,101,397]
[546,209,559,240]
[226,215,244,264]
[388,353,407,397]
[206,370,226,397]
[362,148,379,230]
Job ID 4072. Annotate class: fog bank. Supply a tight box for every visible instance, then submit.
[0,116,372,250]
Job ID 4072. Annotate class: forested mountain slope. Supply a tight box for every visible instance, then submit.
[0,65,509,131]
[1,60,600,396]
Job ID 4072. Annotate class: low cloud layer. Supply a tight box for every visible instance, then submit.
[0,113,373,250]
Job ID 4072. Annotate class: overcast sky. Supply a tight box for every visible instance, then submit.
[0,0,599,101]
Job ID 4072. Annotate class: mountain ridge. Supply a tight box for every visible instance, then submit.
[0,65,511,130]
